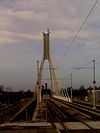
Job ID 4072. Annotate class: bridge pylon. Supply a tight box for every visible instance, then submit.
[35,29,59,104]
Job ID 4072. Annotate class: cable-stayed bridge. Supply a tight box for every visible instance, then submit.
[0,30,100,133]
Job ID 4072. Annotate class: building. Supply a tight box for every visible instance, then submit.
[88,90,100,104]
[0,85,4,92]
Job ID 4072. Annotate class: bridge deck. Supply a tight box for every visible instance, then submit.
[1,97,100,133]
[0,121,100,133]
[0,122,56,133]
[32,100,47,122]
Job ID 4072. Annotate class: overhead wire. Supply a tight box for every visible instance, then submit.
[69,54,100,77]
[64,54,100,83]
[57,0,99,66]
[95,55,100,61]
[64,60,93,79]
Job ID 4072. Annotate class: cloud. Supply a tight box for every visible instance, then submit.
[0,30,42,44]
[0,0,99,41]
[0,0,100,90]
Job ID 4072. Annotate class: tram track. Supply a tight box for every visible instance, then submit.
[47,100,70,133]
[0,96,37,123]
[47,98,99,133]
[52,97,100,120]
[73,100,100,110]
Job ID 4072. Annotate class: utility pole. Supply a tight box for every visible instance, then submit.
[62,80,64,97]
[62,80,64,89]
[50,67,53,96]
[71,74,72,102]
[37,60,40,108]
[25,109,28,122]
[93,60,96,109]
[45,83,48,122]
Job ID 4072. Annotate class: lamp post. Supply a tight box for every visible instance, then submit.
[93,60,96,109]
[71,74,72,102]
[37,60,40,108]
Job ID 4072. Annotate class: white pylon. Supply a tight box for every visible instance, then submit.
[34,29,59,98]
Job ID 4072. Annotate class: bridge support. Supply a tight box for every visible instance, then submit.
[37,61,41,108]
[35,29,59,102]
[40,29,59,95]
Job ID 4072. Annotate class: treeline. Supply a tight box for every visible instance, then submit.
[67,85,100,100]
[67,87,87,100]
[0,90,33,106]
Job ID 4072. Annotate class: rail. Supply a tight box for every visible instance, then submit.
[48,98,99,132]
[0,95,36,123]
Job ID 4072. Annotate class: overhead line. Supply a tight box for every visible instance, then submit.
[64,60,93,79]
[57,0,99,66]
[70,60,92,75]
[64,53,100,80]
[95,55,100,61]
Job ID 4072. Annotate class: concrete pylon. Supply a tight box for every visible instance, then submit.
[34,29,59,99]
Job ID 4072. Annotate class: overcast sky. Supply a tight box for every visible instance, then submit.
[0,0,100,91]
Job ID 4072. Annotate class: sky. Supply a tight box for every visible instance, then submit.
[0,0,100,91]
